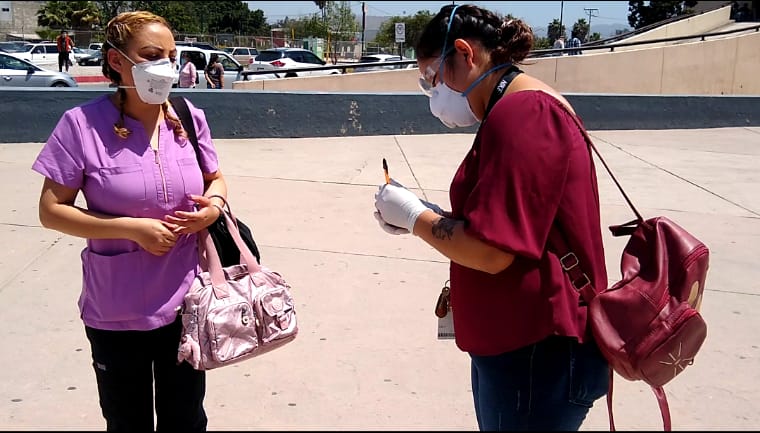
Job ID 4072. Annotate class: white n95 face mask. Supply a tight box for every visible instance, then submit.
[429,83,478,128]
[109,43,177,104]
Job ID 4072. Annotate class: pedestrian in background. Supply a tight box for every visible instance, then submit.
[552,34,565,56]
[56,29,74,72]
[569,31,583,55]
[204,53,224,89]
[374,3,609,430]
[32,10,228,431]
[178,51,197,88]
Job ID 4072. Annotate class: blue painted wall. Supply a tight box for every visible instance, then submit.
[1,88,758,143]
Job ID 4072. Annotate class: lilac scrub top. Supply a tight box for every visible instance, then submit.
[31,95,219,331]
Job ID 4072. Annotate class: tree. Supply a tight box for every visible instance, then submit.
[589,32,602,41]
[37,1,70,30]
[324,1,356,63]
[37,1,101,41]
[627,1,698,29]
[313,0,329,21]
[274,15,323,40]
[571,18,589,42]
[374,10,435,52]
[547,18,566,43]
[533,37,551,50]
[94,1,131,24]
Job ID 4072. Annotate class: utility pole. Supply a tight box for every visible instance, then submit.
[559,0,564,39]
[584,7,599,39]
[361,2,367,56]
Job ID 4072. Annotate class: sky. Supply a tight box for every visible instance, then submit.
[245,1,633,32]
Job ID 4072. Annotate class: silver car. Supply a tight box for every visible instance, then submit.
[0,52,78,87]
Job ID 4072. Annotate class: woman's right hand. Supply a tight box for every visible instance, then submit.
[131,218,180,256]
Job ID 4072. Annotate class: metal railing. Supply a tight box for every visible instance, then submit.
[527,22,760,58]
[240,22,760,80]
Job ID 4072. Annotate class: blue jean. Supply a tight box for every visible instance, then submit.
[470,335,609,431]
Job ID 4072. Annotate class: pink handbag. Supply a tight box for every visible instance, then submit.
[177,206,298,371]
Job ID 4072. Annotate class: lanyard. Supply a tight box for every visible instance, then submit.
[483,65,523,120]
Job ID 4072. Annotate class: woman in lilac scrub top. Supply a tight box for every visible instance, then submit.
[31,11,226,431]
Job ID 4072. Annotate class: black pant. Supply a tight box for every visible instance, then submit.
[58,52,70,72]
[85,316,207,432]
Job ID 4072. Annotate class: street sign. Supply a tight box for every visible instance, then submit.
[394,22,405,43]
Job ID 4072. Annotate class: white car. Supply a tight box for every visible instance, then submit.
[172,46,243,88]
[249,48,342,78]
[0,52,78,87]
[354,54,415,73]
[10,42,75,67]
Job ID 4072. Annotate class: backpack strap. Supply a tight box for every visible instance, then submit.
[169,96,201,168]
[546,103,675,431]
[653,386,673,430]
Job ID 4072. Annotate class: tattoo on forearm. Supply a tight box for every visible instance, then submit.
[432,217,457,240]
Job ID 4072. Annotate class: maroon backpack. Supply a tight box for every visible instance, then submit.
[552,110,709,431]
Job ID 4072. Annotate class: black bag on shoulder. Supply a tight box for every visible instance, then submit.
[169,96,262,266]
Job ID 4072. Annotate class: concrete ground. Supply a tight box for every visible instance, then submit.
[1,127,759,431]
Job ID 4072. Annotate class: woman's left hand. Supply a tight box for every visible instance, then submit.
[164,194,220,235]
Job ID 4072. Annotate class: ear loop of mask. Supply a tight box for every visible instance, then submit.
[105,41,139,89]
[437,5,461,84]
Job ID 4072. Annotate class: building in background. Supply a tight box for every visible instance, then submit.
[0,1,44,41]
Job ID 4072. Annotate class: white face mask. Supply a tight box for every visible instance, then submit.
[109,43,176,105]
[422,4,511,129]
[426,62,514,129]
[429,83,478,128]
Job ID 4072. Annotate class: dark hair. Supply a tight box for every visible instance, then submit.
[416,4,534,66]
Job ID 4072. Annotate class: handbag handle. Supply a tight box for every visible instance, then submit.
[200,205,263,294]
[208,194,239,227]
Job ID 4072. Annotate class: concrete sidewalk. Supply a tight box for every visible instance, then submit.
[1,127,759,430]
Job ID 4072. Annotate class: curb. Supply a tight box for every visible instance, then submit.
[74,75,110,83]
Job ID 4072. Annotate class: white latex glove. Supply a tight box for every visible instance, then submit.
[388,178,446,216]
[374,184,428,233]
[374,211,409,235]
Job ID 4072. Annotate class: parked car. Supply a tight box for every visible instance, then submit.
[354,54,415,72]
[71,47,93,62]
[0,41,29,53]
[175,41,218,51]
[78,50,103,66]
[88,42,103,51]
[11,42,74,67]
[172,46,244,88]
[249,48,342,78]
[223,46,259,65]
[0,52,78,87]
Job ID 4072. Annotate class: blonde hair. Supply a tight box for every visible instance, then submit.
[102,11,185,140]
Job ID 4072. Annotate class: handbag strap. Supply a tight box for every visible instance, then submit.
[169,98,238,226]
[200,206,264,297]
[169,96,201,169]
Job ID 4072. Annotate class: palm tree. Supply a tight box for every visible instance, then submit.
[70,2,101,32]
[37,1,100,44]
[37,1,71,30]
[571,18,590,42]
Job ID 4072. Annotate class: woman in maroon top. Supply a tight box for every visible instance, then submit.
[374,4,609,430]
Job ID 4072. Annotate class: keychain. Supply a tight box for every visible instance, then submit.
[435,280,455,340]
